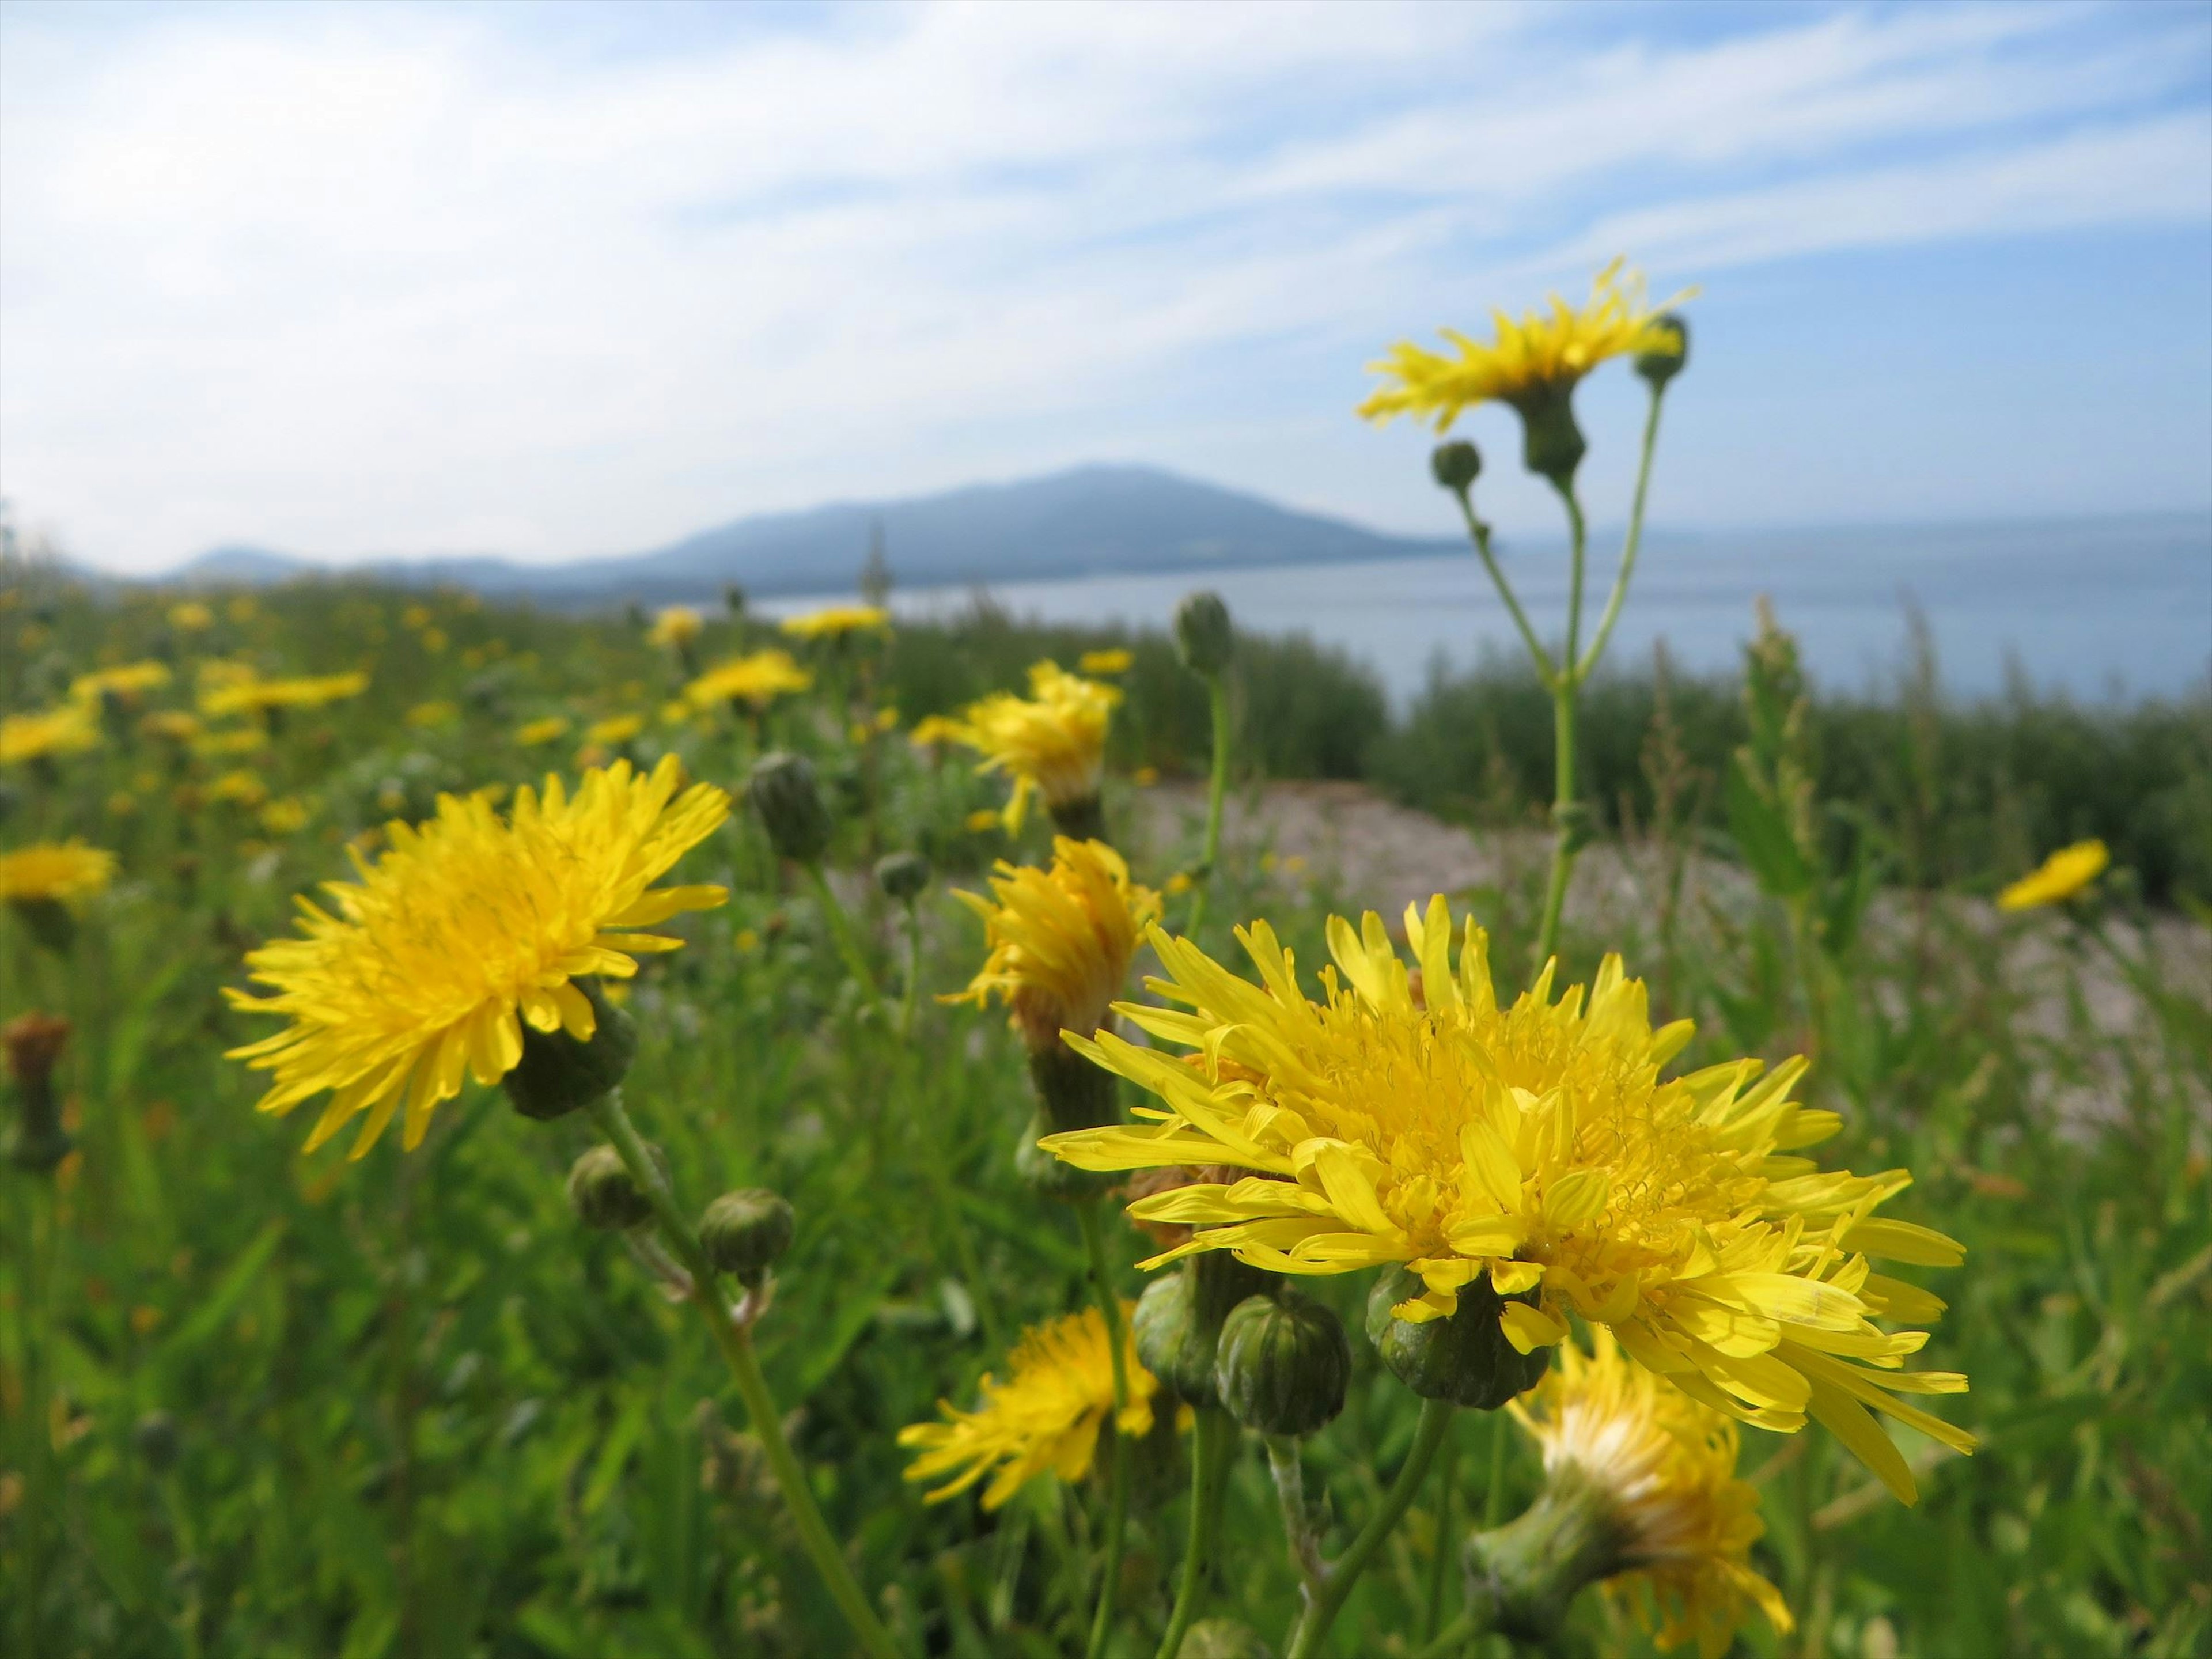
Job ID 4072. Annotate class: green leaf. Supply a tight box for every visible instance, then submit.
[1725,753,1812,898]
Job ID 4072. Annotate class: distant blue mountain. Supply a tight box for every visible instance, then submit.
[158,464,1457,605]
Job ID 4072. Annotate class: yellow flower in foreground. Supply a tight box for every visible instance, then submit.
[2,704,101,766]
[225,757,729,1158]
[1359,259,1688,432]
[1508,1330,1791,1657]
[1043,897,1974,1501]
[0,841,118,903]
[685,649,813,710]
[1997,840,2108,911]
[646,606,703,648]
[899,1304,1157,1509]
[517,715,570,747]
[1078,647,1134,676]
[952,661,1119,832]
[780,604,889,642]
[168,600,215,631]
[946,838,1161,1051]
[199,671,369,719]
[70,660,173,702]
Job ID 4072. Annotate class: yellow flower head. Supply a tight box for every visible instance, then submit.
[899,1304,1157,1510]
[685,649,813,710]
[517,715,570,747]
[907,714,964,749]
[1079,647,1134,676]
[1512,1330,1791,1657]
[948,838,1160,1052]
[2,704,101,766]
[225,757,729,1158]
[259,797,312,836]
[168,600,215,632]
[647,606,703,648]
[207,769,270,807]
[584,714,643,747]
[406,700,459,729]
[140,710,203,743]
[70,660,173,703]
[1043,897,1974,1501]
[952,661,1120,832]
[1997,839,2108,911]
[0,840,118,903]
[192,726,267,757]
[1359,260,1689,430]
[199,671,369,719]
[780,604,889,642]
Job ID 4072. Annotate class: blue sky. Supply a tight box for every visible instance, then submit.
[1,0,2207,573]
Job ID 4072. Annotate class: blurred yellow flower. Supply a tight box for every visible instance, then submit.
[1,705,101,766]
[734,927,762,953]
[951,661,1119,832]
[908,714,964,749]
[781,604,889,642]
[1132,766,1160,787]
[685,649,812,710]
[139,710,202,743]
[1163,870,1194,895]
[1044,897,1974,1502]
[659,700,690,726]
[1360,260,1689,433]
[168,601,215,632]
[899,1304,1157,1510]
[402,605,433,629]
[647,607,704,648]
[0,840,118,902]
[1997,840,2108,911]
[259,797,312,836]
[584,714,643,746]
[1078,648,1133,676]
[70,660,173,702]
[965,808,1005,834]
[226,756,730,1157]
[207,770,270,808]
[107,791,138,817]
[199,671,369,719]
[874,706,899,732]
[516,716,570,747]
[192,727,267,757]
[419,627,448,654]
[406,700,459,729]
[227,596,259,623]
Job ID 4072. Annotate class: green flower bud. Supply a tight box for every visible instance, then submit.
[1463,1462,1628,1645]
[1180,1618,1274,1659]
[1634,314,1689,391]
[503,979,635,1122]
[748,750,833,865]
[1132,1252,1272,1405]
[1029,1040,1118,1137]
[1214,1290,1351,1438]
[699,1188,795,1285]
[722,583,747,618]
[1014,1107,1110,1202]
[1430,440,1482,496]
[1365,1266,1550,1409]
[132,1410,181,1473]
[566,1142,664,1232]
[1509,382,1587,487]
[3,1010,74,1173]
[1174,591,1234,678]
[874,850,931,903]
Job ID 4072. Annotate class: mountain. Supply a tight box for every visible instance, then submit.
[159,464,1457,605]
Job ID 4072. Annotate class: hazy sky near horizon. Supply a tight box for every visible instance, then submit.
[3,0,2210,575]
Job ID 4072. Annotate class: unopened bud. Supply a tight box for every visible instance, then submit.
[1510,382,1586,487]
[748,751,832,865]
[874,850,931,903]
[3,1011,74,1173]
[1430,440,1482,496]
[503,979,635,1122]
[1132,1251,1273,1405]
[1634,315,1689,391]
[723,583,747,618]
[566,1142,664,1231]
[699,1188,794,1285]
[1365,1266,1550,1409]
[1463,1463,1628,1645]
[1214,1290,1351,1438]
[1174,592,1234,678]
[1016,1107,1109,1202]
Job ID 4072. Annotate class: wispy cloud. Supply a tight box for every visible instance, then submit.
[1,0,2206,571]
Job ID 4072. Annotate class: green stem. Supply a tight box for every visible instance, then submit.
[1154,1404,1236,1659]
[803,862,883,1002]
[1484,1410,1512,1528]
[1184,675,1233,939]
[1285,1398,1456,1659]
[1412,1612,1475,1659]
[1454,495,1556,690]
[585,1093,902,1659]
[1076,1199,1133,1659]
[13,1179,52,1658]
[1574,385,1667,682]
[1533,482,1589,968]
[1422,1421,1461,1642]
[897,899,923,1042]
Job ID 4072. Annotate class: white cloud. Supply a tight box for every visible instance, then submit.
[0,0,2205,571]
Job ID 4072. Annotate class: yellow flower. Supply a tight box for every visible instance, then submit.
[1164,870,1194,895]
[259,797,312,836]
[225,757,729,1158]
[0,841,118,903]
[198,671,369,719]
[1079,648,1134,676]
[908,714,964,749]
[951,661,1119,832]
[227,596,258,623]
[406,700,459,729]
[780,604,889,642]
[516,715,570,747]
[946,838,1160,1051]
[207,770,270,808]
[659,701,690,726]
[685,649,813,710]
[965,808,1005,834]
[734,927,761,953]
[2,704,101,766]
[1997,840,2108,911]
[1359,260,1689,431]
[402,605,433,630]
[192,726,267,757]
[874,706,899,732]
[1132,766,1160,787]
[70,660,173,702]
[1508,1330,1791,1657]
[647,606,703,648]
[419,627,448,654]
[899,1304,1157,1510]
[1043,897,1974,1501]
[168,601,215,632]
[139,710,202,743]
[584,714,643,747]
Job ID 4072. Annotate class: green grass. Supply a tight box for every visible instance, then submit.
[3,571,2207,1658]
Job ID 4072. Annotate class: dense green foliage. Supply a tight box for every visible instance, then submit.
[3,571,2207,1658]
